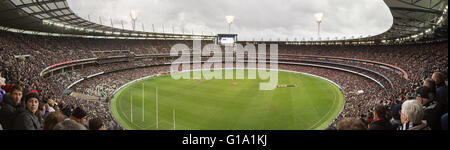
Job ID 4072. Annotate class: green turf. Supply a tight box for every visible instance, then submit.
[110,69,344,130]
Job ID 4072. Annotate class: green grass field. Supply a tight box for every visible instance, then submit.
[110,69,344,130]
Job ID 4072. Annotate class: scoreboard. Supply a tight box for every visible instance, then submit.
[217,34,238,46]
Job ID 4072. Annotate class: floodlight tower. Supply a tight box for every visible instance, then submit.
[130,10,140,31]
[225,16,235,34]
[314,13,324,38]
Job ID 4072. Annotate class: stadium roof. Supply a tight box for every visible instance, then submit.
[371,0,448,42]
[0,0,216,40]
[0,0,447,43]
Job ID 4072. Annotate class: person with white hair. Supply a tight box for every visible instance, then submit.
[400,100,431,130]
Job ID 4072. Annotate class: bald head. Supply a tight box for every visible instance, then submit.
[432,72,445,84]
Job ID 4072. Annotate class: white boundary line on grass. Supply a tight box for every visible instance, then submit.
[307,82,338,130]
[111,68,346,130]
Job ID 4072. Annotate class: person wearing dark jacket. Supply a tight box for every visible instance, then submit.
[432,72,448,114]
[416,86,442,130]
[12,91,42,130]
[0,85,23,130]
[390,104,403,129]
[369,105,394,130]
[70,107,88,127]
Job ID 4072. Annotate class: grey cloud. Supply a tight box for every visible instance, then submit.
[67,0,392,40]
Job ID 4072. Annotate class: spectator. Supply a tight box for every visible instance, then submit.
[39,103,49,119]
[12,91,42,130]
[337,118,367,130]
[43,112,66,130]
[0,84,23,130]
[0,29,448,130]
[88,117,107,130]
[432,72,448,114]
[70,107,88,127]
[399,100,430,130]
[415,86,434,105]
[0,74,5,105]
[390,104,402,129]
[53,119,87,130]
[423,78,436,101]
[59,100,72,118]
[369,105,394,130]
[46,99,56,113]
[415,86,441,130]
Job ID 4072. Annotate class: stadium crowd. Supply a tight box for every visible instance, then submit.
[0,29,448,130]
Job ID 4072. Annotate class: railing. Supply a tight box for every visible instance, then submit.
[41,54,409,81]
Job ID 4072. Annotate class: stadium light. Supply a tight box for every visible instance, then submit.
[99,16,103,25]
[121,20,125,30]
[152,24,155,32]
[314,13,324,38]
[110,18,114,28]
[225,16,235,34]
[130,10,140,31]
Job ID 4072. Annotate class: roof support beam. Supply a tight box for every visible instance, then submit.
[396,0,446,12]
[13,0,67,9]
[28,7,69,16]
[394,23,430,29]
[431,0,446,9]
[0,0,64,13]
[389,6,443,14]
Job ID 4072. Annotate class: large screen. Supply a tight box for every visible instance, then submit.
[217,34,238,46]
[220,37,236,44]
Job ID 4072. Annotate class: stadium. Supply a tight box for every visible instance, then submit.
[0,0,448,131]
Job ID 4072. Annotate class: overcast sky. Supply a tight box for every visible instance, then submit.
[67,0,393,41]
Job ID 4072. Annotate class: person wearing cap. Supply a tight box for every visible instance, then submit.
[70,107,88,127]
[12,91,42,130]
[390,104,402,129]
[399,100,430,130]
[416,86,433,105]
[415,86,441,130]
[0,84,23,130]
